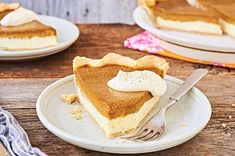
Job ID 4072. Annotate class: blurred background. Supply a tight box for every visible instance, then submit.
[1,0,138,24]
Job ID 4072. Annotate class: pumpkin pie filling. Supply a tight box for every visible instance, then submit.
[73,53,169,137]
[75,65,154,119]
[0,21,56,38]
[197,0,235,37]
[0,10,13,19]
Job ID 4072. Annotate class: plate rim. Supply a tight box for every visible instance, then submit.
[156,38,235,64]
[36,75,212,153]
[0,15,79,58]
[133,7,235,53]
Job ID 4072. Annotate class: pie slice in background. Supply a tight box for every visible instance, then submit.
[0,3,57,50]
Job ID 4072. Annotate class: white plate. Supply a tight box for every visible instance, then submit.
[134,7,235,52]
[0,15,79,61]
[36,75,211,154]
[157,38,235,64]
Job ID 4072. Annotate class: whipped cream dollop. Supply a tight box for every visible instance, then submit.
[1,7,38,26]
[107,70,167,96]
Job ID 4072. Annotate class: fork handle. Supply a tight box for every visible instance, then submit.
[167,69,208,109]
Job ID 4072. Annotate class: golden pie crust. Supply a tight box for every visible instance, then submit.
[73,53,168,77]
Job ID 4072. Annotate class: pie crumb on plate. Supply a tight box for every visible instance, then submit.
[68,107,83,120]
[61,93,78,104]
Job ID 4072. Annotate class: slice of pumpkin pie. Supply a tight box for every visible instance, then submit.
[0,3,57,50]
[73,53,169,138]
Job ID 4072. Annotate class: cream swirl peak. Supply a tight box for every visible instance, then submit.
[1,7,38,26]
[108,70,167,96]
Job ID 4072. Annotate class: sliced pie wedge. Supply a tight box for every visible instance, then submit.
[139,0,222,35]
[0,3,57,50]
[73,53,169,138]
[197,0,235,38]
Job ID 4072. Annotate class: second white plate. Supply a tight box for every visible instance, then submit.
[134,7,235,53]
[0,15,79,61]
[36,75,211,154]
[157,38,235,64]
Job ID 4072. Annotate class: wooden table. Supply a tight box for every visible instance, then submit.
[0,24,234,156]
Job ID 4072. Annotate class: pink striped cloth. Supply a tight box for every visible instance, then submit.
[124,31,235,68]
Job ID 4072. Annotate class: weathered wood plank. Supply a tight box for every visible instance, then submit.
[1,0,138,24]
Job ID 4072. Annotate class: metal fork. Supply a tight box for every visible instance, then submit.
[122,69,208,142]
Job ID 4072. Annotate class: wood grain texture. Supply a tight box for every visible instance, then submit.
[0,143,10,156]
[1,0,138,24]
[0,24,235,156]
